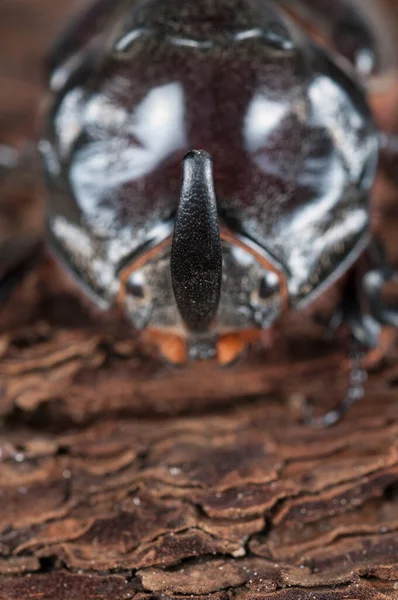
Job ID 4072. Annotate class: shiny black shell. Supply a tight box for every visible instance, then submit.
[41,0,378,310]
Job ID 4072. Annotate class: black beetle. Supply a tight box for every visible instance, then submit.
[2,0,398,425]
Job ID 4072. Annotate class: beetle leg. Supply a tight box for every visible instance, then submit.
[305,239,398,427]
[0,248,42,308]
[304,275,369,428]
[303,336,367,428]
[345,239,398,371]
[358,239,398,367]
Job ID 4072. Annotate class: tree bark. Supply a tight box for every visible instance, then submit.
[0,2,398,600]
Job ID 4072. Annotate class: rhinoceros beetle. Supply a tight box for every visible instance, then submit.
[1,0,398,426]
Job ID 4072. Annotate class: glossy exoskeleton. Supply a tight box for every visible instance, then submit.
[2,0,398,425]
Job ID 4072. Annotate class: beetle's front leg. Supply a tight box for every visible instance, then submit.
[359,240,398,368]
[304,240,398,427]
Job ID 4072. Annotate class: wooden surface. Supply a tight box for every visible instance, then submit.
[1,2,398,600]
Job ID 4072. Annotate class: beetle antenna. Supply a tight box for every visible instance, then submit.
[170,150,223,334]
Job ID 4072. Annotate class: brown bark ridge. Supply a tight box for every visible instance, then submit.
[1,2,398,599]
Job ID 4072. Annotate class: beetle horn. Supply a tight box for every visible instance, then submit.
[170,150,223,334]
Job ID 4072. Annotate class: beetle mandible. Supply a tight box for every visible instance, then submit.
[2,0,398,425]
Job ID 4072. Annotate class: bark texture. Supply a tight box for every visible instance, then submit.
[0,2,398,599]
